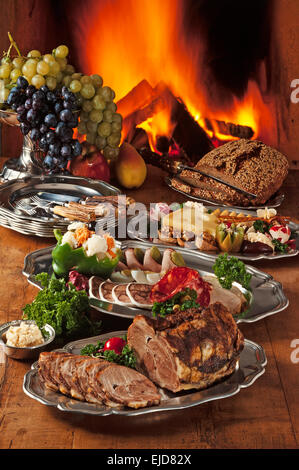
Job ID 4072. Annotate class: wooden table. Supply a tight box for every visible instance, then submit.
[0,160,299,450]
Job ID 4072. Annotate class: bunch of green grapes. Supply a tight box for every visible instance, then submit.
[69,74,122,161]
[0,44,71,105]
[0,34,122,161]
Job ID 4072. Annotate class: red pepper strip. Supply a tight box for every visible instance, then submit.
[150,267,211,307]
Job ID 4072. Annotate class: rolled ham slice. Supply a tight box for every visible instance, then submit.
[124,248,144,270]
[143,248,162,273]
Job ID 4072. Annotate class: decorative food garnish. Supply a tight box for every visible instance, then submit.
[80,337,136,369]
[150,267,211,307]
[23,272,101,339]
[212,254,252,290]
[152,288,200,318]
[67,270,89,292]
[216,223,244,252]
[52,223,120,278]
[104,337,127,354]
[269,225,291,244]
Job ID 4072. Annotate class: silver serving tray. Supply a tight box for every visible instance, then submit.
[0,175,121,237]
[22,240,289,324]
[127,209,299,262]
[23,330,267,417]
[165,176,285,210]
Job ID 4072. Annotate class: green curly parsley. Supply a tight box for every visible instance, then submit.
[22,272,101,339]
[212,253,252,290]
[253,219,269,234]
[272,239,288,253]
[80,337,136,369]
[152,288,199,318]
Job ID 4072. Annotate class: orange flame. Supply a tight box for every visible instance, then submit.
[73,0,274,149]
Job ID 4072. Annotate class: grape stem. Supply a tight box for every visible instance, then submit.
[7,32,22,57]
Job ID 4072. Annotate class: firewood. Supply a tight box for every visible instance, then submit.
[116,79,154,119]
[122,81,213,162]
[204,118,254,139]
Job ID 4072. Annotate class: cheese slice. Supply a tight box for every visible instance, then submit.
[161,206,218,236]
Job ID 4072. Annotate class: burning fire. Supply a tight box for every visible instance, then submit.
[72,0,275,152]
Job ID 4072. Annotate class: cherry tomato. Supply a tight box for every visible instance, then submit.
[104,337,126,354]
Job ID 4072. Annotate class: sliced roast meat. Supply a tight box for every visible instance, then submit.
[38,351,73,391]
[203,276,247,315]
[57,355,90,399]
[126,283,153,309]
[127,315,180,391]
[83,358,122,407]
[127,303,244,393]
[37,351,161,409]
[96,363,161,409]
[112,284,133,306]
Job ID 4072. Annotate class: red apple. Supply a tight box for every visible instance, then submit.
[70,150,110,182]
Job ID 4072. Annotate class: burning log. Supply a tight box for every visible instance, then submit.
[121,81,214,162]
[204,118,254,139]
[118,80,255,164]
[116,79,154,118]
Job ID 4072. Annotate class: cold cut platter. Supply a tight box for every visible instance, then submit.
[23,330,267,417]
[23,239,289,324]
[127,201,299,262]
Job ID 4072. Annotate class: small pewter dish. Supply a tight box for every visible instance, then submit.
[0,320,55,360]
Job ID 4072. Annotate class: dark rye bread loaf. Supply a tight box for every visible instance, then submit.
[175,139,289,206]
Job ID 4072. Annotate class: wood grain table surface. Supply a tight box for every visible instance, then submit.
[0,158,298,450]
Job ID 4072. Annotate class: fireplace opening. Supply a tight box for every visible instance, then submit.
[58,0,276,165]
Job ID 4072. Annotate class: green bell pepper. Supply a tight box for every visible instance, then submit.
[52,229,121,278]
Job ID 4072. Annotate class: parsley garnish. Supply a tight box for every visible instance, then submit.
[253,220,269,234]
[152,288,199,318]
[272,239,288,253]
[80,337,136,369]
[22,272,101,339]
[212,253,252,290]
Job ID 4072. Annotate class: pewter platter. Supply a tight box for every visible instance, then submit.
[22,240,289,324]
[23,330,267,417]
[127,209,299,262]
[165,176,285,210]
[0,175,121,237]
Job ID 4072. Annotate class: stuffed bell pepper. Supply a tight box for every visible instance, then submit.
[52,222,121,278]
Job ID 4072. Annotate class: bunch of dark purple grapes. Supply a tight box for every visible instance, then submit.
[6,76,82,173]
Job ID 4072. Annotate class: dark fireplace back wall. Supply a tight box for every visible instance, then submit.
[1,0,299,167]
